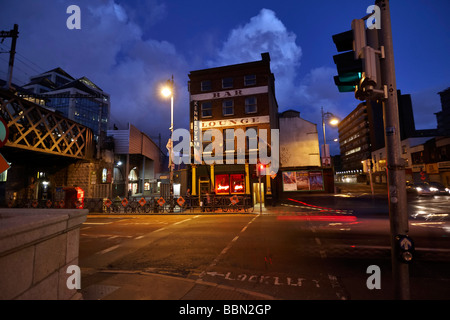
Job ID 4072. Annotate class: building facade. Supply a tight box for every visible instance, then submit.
[337,90,433,183]
[107,124,163,198]
[23,68,110,140]
[278,110,333,194]
[436,87,450,136]
[188,53,279,205]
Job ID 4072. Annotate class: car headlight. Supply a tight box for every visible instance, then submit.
[430,187,438,192]
[416,187,422,191]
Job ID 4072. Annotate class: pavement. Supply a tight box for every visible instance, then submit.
[79,183,388,301]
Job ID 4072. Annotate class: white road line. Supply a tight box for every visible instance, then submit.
[83,222,113,225]
[200,215,259,279]
[174,218,192,225]
[96,245,120,255]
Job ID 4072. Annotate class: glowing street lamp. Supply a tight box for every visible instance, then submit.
[321,106,339,167]
[161,76,174,198]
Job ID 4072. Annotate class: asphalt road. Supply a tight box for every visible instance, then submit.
[79,196,450,300]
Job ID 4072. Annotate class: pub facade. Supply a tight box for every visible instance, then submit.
[188,53,279,206]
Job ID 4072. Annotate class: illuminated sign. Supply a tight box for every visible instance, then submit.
[190,85,268,102]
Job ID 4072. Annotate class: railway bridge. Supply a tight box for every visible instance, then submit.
[0,87,112,207]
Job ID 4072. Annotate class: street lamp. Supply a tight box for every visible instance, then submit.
[321,106,339,167]
[161,75,174,198]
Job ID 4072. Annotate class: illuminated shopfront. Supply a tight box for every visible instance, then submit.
[215,173,245,194]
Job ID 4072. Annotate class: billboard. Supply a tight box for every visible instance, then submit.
[282,170,324,192]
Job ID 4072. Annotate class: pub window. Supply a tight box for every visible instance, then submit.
[201,80,211,92]
[201,101,212,118]
[215,174,230,194]
[245,97,257,114]
[222,100,234,116]
[222,77,233,89]
[244,74,256,86]
[230,174,245,194]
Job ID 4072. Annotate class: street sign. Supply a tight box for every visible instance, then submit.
[105,199,112,208]
[398,235,413,251]
[139,197,146,207]
[121,198,128,207]
[0,154,10,174]
[230,195,239,205]
[0,117,9,148]
[177,196,185,206]
[396,234,414,263]
[157,197,165,206]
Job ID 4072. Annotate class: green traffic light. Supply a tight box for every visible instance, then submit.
[337,85,356,93]
[338,72,362,83]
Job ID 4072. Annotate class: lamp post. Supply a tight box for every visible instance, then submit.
[321,106,339,167]
[161,76,174,199]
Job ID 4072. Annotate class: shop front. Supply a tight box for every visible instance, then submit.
[190,163,275,206]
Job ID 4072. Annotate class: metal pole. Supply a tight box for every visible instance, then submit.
[4,24,18,90]
[169,76,174,199]
[376,0,410,299]
[259,172,262,214]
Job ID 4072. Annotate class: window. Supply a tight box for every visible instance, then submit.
[215,174,245,194]
[230,174,245,194]
[222,77,233,89]
[222,100,234,116]
[244,75,256,86]
[201,80,211,92]
[201,102,212,118]
[245,97,257,114]
[215,174,230,194]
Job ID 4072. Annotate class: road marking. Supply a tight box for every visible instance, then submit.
[83,222,113,225]
[174,218,192,225]
[200,215,259,278]
[202,270,321,288]
[96,244,120,255]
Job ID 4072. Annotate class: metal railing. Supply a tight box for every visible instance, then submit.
[5,194,255,214]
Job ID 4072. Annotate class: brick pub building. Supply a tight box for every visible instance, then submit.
[188,53,279,206]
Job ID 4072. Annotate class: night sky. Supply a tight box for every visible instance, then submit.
[1,0,449,155]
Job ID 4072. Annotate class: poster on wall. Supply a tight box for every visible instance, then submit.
[309,171,324,190]
[282,171,297,191]
[296,171,310,191]
[282,170,324,191]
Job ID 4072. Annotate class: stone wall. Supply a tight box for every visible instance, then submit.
[0,209,87,300]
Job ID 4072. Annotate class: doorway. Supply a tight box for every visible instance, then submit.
[252,182,265,207]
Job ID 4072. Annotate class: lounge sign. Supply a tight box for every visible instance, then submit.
[200,115,270,129]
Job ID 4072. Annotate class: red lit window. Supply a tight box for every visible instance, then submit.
[215,174,230,194]
[230,174,245,194]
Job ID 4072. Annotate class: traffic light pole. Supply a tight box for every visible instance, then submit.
[376,0,410,300]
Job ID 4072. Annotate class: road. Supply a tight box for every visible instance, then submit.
[79,196,450,300]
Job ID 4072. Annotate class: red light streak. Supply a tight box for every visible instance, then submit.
[277,215,357,222]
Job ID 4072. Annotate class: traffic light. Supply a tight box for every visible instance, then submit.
[333,19,385,101]
[256,163,266,177]
[332,19,365,93]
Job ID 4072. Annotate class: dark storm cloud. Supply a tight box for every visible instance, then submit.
[0,0,189,144]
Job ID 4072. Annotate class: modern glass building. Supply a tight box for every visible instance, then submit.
[23,68,110,140]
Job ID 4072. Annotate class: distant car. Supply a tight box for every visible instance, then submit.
[428,182,450,196]
[406,182,434,196]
